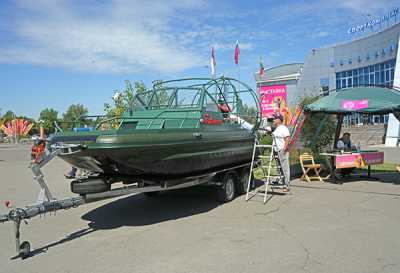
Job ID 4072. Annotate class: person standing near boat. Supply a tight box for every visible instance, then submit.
[270,114,291,191]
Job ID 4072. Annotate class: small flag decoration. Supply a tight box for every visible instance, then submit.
[259,56,265,77]
[234,40,240,65]
[211,47,216,78]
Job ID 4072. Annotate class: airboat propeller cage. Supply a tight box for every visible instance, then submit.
[149,77,261,130]
[138,77,261,123]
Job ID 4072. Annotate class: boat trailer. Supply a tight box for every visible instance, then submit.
[0,147,249,259]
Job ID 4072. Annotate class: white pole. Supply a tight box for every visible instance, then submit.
[385,35,400,146]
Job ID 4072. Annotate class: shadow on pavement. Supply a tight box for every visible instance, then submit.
[24,186,221,258]
[82,186,220,229]
[14,228,95,259]
[317,170,400,186]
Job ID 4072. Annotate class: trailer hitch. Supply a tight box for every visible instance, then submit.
[1,197,85,259]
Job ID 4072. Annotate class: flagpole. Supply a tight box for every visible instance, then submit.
[237,62,240,112]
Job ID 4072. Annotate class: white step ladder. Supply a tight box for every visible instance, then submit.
[245,137,286,204]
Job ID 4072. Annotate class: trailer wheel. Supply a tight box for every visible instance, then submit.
[19,241,30,259]
[71,179,111,195]
[237,167,253,194]
[217,171,237,202]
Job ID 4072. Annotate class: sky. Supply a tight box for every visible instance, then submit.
[0,0,398,119]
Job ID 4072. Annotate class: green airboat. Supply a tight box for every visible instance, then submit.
[50,77,261,194]
[1,77,261,259]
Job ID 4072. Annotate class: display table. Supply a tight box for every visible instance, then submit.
[320,150,384,181]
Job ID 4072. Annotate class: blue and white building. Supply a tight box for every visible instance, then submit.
[256,9,400,146]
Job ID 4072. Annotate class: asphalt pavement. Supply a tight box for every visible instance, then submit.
[0,144,399,273]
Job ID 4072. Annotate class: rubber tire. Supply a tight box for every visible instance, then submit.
[19,241,30,259]
[237,167,253,195]
[216,171,237,203]
[71,179,111,195]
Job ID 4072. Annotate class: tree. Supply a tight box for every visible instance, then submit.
[2,110,15,123]
[62,104,89,130]
[39,108,59,134]
[104,80,148,118]
[299,97,336,156]
[63,104,88,121]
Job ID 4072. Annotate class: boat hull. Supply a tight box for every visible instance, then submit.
[58,137,254,179]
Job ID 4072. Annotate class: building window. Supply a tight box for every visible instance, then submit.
[375,71,380,83]
[335,58,396,88]
[347,78,352,87]
[353,77,358,87]
[359,75,364,85]
[364,75,369,85]
[336,79,341,89]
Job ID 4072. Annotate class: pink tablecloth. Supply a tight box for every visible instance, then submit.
[335,152,384,169]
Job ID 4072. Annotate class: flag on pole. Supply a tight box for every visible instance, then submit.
[211,47,216,78]
[259,56,265,77]
[234,40,240,65]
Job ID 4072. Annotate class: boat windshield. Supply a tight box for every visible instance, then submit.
[146,88,202,109]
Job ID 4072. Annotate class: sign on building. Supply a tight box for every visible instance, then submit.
[347,8,399,34]
[259,84,287,118]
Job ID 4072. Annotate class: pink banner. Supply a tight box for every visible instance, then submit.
[341,99,368,110]
[361,152,384,165]
[335,152,384,169]
[259,85,287,118]
[336,154,360,169]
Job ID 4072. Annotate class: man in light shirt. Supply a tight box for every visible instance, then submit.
[336,132,357,177]
[336,132,356,151]
[270,114,291,191]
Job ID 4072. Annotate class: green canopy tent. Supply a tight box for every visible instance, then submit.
[303,86,400,147]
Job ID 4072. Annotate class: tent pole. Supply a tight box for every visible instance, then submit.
[333,114,344,149]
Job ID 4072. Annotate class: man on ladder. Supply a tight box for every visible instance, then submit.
[269,114,291,192]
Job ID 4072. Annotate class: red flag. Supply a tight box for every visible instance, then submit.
[234,40,240,65]
[211,47,216,77]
